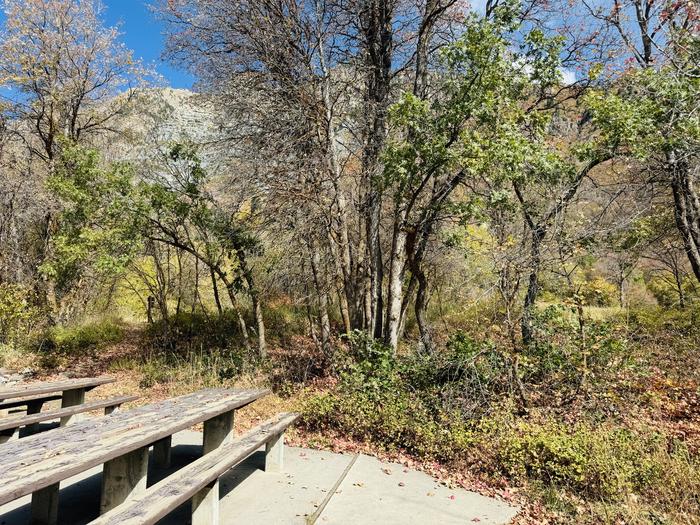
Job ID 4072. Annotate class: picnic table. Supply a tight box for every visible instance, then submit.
[0,388,268,525]
[0,377,117,403]
[0,376,116,421]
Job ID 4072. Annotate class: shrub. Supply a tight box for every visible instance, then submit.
[43,318,124,354]
[646,274,698,309]
[0,283,43,345]
[628,304,700,336]
[524,304,630,395]
[261,302,310,345]
[497,418,698,506]
[303,384,475,461]
[302,317,700,524]
[145,310,250,353]
[576,277,618,307]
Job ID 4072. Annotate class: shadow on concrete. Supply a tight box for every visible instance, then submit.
[0,442,261,525]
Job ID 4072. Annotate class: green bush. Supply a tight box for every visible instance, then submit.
[524,304,630,393]
[303,331,481,460]
[628,304,700,336]
[576,277,618,307]
[0,283,43,345]
[43,318,124,354]
[261,302,310,344]
[146,310,250,352]
[646,274,697,309]
[497,419,698,503]
[303,384,475,461]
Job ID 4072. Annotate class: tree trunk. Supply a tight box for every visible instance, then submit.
[251,293,267,358]
[224,283,251,352]
[676,273,685,309]
[239,256,266,359]
[310,245,332,357]
[147,296,154,324]
[414,267,432,352]
[670,153,700,282]
[522,228,545,347]
[210,267,223,315]
[361,0,393,338]
[384,216,407,351]
[616,265,625,307]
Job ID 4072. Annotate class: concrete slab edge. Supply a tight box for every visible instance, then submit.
[306,454,359,525]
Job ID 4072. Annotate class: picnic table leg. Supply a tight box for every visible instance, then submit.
[0,428,17,443]
[153,435,172,468]
[264,432,285,472]
[191,480,220,525]
[202,410,234,454]
[100,446,149,514]
[23,399,44,436]
[191,410,234,524]
[30,483,59,525]
[60,388,85,426]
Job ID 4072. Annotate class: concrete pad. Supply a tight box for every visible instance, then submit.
[316,454,518,525]
[0,428,517,525]
[216,447,354,524]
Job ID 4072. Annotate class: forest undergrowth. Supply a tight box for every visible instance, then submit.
[2,301,698,525]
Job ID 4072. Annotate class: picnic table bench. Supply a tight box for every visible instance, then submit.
[0,377,121,442]
[0,395,139,443]
[0,388,268,525]
[91,412,300,525]
[0,377,117,405]
[0,376,116,418]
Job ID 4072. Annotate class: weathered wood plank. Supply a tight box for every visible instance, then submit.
[202,410,234,454]
[264,431,284,473]
[59,388,86,426]
[0,377,116,402]
[0,396,139,432]
[99,446,149,514]
[30,483,59,525]
[0,394,61,411]
[90,412,300,525]
[0,388,269,505]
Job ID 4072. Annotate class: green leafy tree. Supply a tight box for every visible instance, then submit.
[381,2,601,350]
[585,20,700,282]
[44,141,267,355]
[42,141,146,319]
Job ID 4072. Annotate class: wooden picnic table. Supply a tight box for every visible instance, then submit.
[0,376,116,403]
[0,377,117,428]
[0,388,268,525]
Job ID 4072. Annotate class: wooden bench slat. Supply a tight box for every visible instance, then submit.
[0,377,116,401]
[0,388,269,505]
[0,396,139,432]
[0,394,62,410]
[91,412,300,525]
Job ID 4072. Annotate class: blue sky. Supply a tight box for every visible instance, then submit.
[100,0,195,89]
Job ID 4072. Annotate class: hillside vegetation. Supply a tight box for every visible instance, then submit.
[1,0,699,523]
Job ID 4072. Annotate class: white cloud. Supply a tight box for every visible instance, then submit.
[560,68,577,85]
